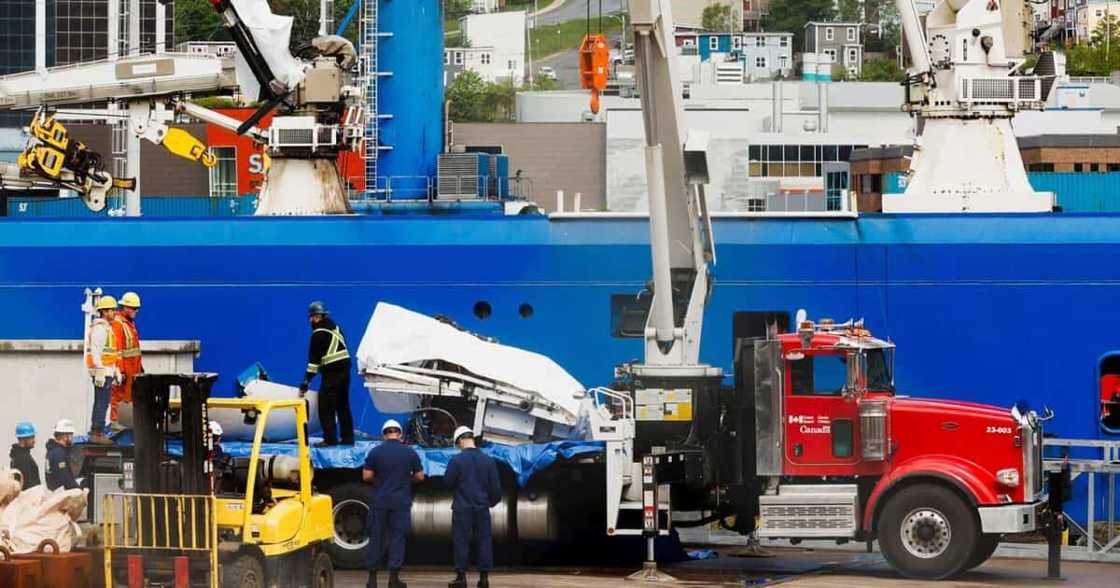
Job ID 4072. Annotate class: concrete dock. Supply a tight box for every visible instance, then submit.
[335,546,1119,587]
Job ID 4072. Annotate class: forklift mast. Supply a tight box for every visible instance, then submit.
[131,373,219,495]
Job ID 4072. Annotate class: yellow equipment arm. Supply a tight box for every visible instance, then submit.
[161,127,218,168]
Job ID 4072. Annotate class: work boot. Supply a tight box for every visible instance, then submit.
[448,572,467,588]
[478,571,490,588]
[367,570,378,588]
[88,432,113,445]
[388,568,407,588]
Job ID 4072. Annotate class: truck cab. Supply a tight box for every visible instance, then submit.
[746,318,1045,579]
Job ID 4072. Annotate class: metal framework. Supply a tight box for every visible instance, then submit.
[1044,438,1120,562]
[102,493,219,588]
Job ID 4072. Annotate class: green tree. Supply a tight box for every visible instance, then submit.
[838,0,863,23]
[446,0,473,19]
[702,4,734,32]
[175,0,227,42]
[1091,14,1120,48]
[447,70,497,122]
[175,0,362,47]
[765,0,837,50]
[859,57,903,81]
[878,0,900,58]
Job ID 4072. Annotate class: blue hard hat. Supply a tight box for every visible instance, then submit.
[15,422,36,438]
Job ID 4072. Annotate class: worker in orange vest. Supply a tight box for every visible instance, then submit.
[110,291,143,431]
[86,295,119,445]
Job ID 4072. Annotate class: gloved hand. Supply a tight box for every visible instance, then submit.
[93,368,106,388]
[299,381,309,397]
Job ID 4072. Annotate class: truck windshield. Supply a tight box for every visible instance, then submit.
[866,348,894,393]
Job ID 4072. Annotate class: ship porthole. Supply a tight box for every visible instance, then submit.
[518,303,534,319]
[473,301,492,320]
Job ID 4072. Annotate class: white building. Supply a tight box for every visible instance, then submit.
[471,0,500,13]
[675,32,793,83]
[514,79,1120,212]
[452,10,527,85]
[175,41,237,58]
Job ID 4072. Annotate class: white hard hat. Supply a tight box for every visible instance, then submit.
[381,419,402,434]
[53,419,76,435]
[453,426,474,442]
[209,421,223,437]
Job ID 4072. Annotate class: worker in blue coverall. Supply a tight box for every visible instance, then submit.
[44,419,79,491]
[363,419,425,588]
[445,426,502,588]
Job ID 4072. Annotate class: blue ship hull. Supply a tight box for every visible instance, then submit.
[3,212,1118,520]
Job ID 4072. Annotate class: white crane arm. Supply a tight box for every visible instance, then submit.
[0,54,237,110]
[630,0,714,366]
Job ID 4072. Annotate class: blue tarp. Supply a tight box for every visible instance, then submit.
[86,433,606,487]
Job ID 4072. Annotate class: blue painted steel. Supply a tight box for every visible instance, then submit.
[337,0,361,36]
[493,154,509,198]
[376,0,444,187]
[7,196,258,217]
[1026,172,1120,212]
[2,213,1119,523]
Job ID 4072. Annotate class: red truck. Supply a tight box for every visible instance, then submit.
[721,318,1045,579]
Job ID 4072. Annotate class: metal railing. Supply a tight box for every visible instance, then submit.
[1068,76,1113,86]
[1044,438,1120,562]
[351,174,535,203]
[102,493,219,588]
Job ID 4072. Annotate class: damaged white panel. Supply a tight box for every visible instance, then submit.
[211,380,323,442]
[356,303,586,424]
[229,0,307,100]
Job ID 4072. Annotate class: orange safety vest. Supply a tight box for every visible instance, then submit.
[85,318,118,368]
[114,316,142,375]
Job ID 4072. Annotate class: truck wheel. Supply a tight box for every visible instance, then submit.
[223,554,265,588]
[327,481,370,569]
[877,484,978,580]
[964,534,1001,571]
[312,549,335,588]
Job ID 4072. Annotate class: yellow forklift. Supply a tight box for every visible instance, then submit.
[99,374,334,587]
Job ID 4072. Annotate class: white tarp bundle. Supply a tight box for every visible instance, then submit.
[229,0,307,100]
[0,470,20,506]
[356,303,586,419]
[0,485,86,554]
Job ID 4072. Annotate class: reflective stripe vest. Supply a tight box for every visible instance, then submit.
[85,318,118,368]
[114,316,142,375]
[307,326,349,374]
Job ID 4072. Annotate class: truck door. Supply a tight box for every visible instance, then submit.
[784,352,861,472]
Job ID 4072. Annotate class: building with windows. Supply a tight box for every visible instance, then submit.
[448,10,525,85]
[55,0,174,65]
[444,47,502,84]
[176,41,236,58]
[852,135,1120,212]
[675,31,793,83]
[1070,0,1120,43]
[802,22,862,78]
[0,0,175,126]
[741,0,771,31]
